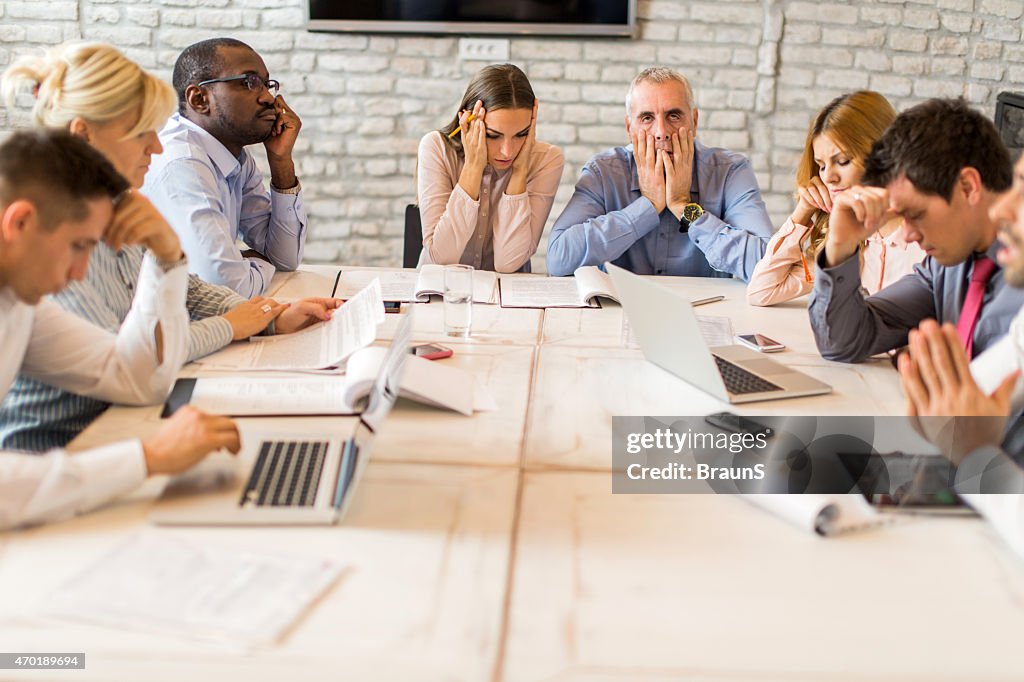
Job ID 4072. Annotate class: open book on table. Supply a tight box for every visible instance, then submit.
[334,265,499,304]
[165,347,495,418]
[499,266,618,308]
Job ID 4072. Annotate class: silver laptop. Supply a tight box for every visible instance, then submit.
[150,311,413,526]
[606,263,832,404]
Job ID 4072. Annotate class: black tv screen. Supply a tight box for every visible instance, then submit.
[308,0,636,37]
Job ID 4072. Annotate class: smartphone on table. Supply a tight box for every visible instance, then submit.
[410,343,453,360]
[735,333,785,353]
[704,412,774,438]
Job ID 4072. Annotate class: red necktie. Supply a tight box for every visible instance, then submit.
[956,256,997,358]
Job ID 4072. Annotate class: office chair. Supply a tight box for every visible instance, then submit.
[403,204,422,268]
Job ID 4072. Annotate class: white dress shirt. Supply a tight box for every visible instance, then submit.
[0,253,188,530]
[143,113,307,297]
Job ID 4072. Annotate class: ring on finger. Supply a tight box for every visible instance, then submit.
[261,304,272,313]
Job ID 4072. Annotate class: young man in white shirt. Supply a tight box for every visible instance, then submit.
[0,130,240,531]
[898,151,1024,558]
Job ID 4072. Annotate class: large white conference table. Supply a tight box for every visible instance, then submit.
[2,265,1024,682]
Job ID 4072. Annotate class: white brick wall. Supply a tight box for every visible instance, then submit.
[1,0,1023,268]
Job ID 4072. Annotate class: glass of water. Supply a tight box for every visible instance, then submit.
[443,264,473,338]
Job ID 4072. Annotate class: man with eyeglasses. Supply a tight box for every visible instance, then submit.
[143,38,307,297]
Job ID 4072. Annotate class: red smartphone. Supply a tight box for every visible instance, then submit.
[410,343,453,360]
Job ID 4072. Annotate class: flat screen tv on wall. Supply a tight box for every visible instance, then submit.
[308,0,637,37]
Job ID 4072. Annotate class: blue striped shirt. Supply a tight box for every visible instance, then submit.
[0,244,245,451]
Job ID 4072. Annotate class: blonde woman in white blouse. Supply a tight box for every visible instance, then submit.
[747,91,925,306]
[416,63,564,273]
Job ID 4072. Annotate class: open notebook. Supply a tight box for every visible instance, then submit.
[164,347,495,417]
[500,266,618,308]
[334,265,499,304]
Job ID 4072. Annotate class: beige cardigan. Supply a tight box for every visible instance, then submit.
[415,130,564,273]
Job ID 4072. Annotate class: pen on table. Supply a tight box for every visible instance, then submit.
[691,295,724,307]
[447,113,476,139]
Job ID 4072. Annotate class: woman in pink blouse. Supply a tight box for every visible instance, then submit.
[747,91,925,306]
[416,64,565,272]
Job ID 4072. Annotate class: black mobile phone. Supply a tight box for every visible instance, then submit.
[703,412,774,438]
[410,343,454,360]
[837,453,967,510]
[383,301,402,313]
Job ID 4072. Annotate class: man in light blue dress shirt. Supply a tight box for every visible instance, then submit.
[142,38,307,297]
[547,67,773,280]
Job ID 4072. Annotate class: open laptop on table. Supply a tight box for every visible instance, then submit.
[150,311,413,526]
[605,262,831,404]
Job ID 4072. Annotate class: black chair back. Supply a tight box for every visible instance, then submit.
[403,204,422,268]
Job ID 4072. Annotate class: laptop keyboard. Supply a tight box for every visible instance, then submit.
[240,440,330,508]
[713,355,783,395]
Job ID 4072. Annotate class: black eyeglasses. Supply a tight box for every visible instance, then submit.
[197,73,280,95]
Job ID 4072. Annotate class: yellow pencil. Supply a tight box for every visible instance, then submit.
[448,113,476,139]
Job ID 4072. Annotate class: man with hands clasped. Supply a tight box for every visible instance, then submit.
[143,38,307,297]
[895,150,1024,559]
[547,66,773,280]
[809,98,1024,364]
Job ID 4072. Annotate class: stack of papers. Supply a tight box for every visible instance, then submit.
[195,279,384,371]
[47,533,344,649]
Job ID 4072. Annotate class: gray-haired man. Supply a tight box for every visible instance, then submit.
[547,66,773,280]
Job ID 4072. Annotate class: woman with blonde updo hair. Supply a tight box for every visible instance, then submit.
[2,41,176,188]
[747,91,925,306]
[0,43,338,451]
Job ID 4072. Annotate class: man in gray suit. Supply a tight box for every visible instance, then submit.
[809,98,1024,363]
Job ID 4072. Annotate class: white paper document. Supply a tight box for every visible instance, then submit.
[742,494,883,536]
[696,315,735,347]
[188,348,493,417]
[195,279,385,371]
[335,265,498,304]
[46,533,343,649]
[500,266,618,308]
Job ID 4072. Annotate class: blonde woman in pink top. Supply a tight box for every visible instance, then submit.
[416,64,564,272]
[747,91,925,306]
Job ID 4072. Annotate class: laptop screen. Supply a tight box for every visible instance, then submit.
[362,308,413,432]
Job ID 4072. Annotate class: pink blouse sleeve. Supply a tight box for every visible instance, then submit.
[492,144,565,273]
[416,131,480,265]
[746,218,813,306]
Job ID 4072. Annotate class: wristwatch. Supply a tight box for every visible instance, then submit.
[678,202,704,232]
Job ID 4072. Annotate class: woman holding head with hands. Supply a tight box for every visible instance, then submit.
[417,63,564,273]
[0,42,337,451]
[747,90,924,306]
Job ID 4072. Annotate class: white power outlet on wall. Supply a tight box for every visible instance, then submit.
[458,37,510,61]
